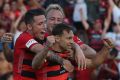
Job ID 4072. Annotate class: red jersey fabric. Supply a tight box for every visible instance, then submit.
[14,32,38,80]
[75,68,93,80]
[43,33,84,80]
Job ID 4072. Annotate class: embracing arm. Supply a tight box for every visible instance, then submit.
[86,39,114,68]
[86,46,110,68]
[80,44,96,59]
[31,44,50,70]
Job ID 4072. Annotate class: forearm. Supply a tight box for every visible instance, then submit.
[32,46,49,70]
[74,43,84,56]
[2,43,13,62]
[90,46,110,68]
[80,44,96,59]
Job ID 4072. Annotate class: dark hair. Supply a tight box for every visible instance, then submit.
[52,23,72,36]
[24,8,45,25]
[110,48,118,57]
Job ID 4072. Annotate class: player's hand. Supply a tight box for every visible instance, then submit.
[46,36,55,47]
[75,51,86,70]
[63,59,74,72]
[1,33,13,43]
[103,38,114,49]
[73,43,86,70]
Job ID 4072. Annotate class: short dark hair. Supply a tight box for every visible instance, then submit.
[52,23,72,36]
[110,48,118,57]
[24,8,45,25]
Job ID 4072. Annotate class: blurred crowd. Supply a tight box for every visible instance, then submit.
[0,0,120,80]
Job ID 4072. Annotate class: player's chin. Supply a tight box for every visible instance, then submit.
[39,34,45,40]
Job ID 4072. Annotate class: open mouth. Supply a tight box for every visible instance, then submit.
[40,31,45,35]
[39,30,46,39]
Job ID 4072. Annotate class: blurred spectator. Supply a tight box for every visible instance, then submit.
[43,0,68,9]
[0,27,6,51]
[64,0,75,24]
[81,5,112,52]
[0,52,12,77]
[0,3,15,32]
[11,1,21,19]
[102,5,120,77]
[2,33,14,63]
[98,48,119,80]
[99,0,109,20]
[86,0,99,22]
[108,0,120,24]
[72,0,89,44]
[26,0,42,9]
[80,7,104,51]
[103,23,120,76]
[0,27,13,63]
[73,0,88,31]
[0,0,4,13]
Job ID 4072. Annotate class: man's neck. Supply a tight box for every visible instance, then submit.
[26,30,33,35]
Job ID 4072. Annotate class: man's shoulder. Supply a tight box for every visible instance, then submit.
[15,32,34,45]
[15,32,38,49]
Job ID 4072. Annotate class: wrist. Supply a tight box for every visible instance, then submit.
[45,41,52,48]
[103,39,114,49]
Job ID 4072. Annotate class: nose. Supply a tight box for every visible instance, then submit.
[70,39,74,45]
[54,19,61,25]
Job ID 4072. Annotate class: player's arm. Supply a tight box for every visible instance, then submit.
[80,44,96,59]
[32,36,55,70]
[1,33,13,62]
[72,43,86,70]
[85,39,114,68]
[74,36,96,59]
[85,46,110,68]
[47,51,74,72]
[2,43,13,62]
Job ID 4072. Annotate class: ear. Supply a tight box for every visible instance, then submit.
[27,24,32,30]
[54,35,60,42]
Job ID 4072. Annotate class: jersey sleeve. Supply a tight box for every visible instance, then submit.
[19,32,38,49]
[25,39,38,49]
[73,35,84,46]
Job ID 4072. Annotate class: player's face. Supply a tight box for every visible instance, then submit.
[46,10,64,33]
[94,22,102,31]
[32,15,46,40]
[58,30,74,51]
